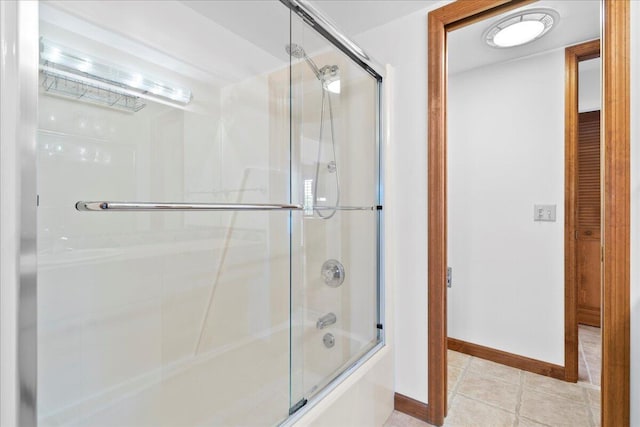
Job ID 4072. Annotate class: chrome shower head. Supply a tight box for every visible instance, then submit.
[285,43,321,79]
[285,43,306,59]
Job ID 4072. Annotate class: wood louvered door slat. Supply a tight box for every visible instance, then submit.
[577,110,601,327]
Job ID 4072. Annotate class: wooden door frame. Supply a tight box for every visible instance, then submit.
[565,39,601,384]
[427,1,630,426]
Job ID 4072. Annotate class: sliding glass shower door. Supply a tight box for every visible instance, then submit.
[37,2,294,425]
[36,1,382,426]
[289,12,382,408]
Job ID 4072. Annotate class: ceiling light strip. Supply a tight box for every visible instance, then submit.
[39,38,193,105]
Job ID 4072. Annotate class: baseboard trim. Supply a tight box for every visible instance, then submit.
[448,337,566,380]
[394,393,429,422]
[577,307,601,328]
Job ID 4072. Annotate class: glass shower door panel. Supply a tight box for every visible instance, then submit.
[37,2,292,426]
[290,15,381,404]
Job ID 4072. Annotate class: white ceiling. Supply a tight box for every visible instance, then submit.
[183,0,441,68]
[308,0,440,36]
[182,1,292,64]
[308,0,599,75]
[447,0,600,74]
[41,0,599,94]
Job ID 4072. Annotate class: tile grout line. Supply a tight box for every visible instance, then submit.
[520,382,593,405]
[451,392,518,417]
[522,375,595,426]
[579,333,594,385]
[580,325,603,388]
[512,369,524,427]
[448,354,473,410]
[450,358,522,421]
[579,330,602,427]
[521,367,595,426]
[462,358,523,387]
[447,348,599,427]
[583,387,597,427]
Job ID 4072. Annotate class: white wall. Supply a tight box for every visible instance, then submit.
[446,51,566,365]
[355,3,447,402]
[579,58,601,112]
[353,0,617,406]
[630,2,639,426]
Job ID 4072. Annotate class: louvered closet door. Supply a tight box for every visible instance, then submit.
[577,110,601,327]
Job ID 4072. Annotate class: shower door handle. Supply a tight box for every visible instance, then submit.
[75,201,303,212]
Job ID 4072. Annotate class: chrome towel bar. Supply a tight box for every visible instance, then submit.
[75,201,380,212]
[76,201,304,212]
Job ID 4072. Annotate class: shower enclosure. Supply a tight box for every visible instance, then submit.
[32,0,383,425]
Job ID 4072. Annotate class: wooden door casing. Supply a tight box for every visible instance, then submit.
[428,2,630,425]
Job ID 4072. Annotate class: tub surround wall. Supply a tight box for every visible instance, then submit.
[38,4,284,425]
[37,69,295,425]
[289,46,379,399]
[290,64,396,427]
[34,1,386,425]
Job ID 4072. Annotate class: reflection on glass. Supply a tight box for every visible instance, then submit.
[290,12,381,406]
[37,1,292,426]
[36,1,381,425]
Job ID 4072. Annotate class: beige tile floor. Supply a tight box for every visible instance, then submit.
[384,327,602,427]
[578,325,601,387]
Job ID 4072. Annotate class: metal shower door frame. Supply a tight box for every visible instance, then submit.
[5,1,386,425]
[1,1,38,426]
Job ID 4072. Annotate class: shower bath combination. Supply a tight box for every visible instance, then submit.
[25,0,382,424]
[286,43,341,219]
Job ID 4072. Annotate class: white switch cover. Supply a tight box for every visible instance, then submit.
[534,204,556,222]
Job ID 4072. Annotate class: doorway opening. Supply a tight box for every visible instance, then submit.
[427,1,630,426]
[564,38,602,388]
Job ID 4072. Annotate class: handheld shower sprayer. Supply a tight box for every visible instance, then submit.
[286,43,321,79]
[286,44,340,91]
[285,43,341,220]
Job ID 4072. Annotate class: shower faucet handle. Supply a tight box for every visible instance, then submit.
[321,259,345,287]
[316,312,337,329]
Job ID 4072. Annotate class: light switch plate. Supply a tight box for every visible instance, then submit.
[534,204,556,222]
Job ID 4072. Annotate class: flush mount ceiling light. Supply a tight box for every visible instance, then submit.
[484,9,558,48]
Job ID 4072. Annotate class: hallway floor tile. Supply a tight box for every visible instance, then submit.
[384,346,601,427]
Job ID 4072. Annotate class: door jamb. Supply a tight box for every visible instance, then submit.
[564,39,601,384]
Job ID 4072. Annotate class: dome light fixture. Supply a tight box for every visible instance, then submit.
[484,9,558,48]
